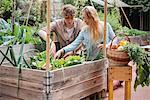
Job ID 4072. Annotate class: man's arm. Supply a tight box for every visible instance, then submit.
[38,21,56,41]
[38,29,47,41]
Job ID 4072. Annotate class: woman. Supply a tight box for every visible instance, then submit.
[55,6,116,60]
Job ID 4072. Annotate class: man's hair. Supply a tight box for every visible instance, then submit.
[62,4,76,17]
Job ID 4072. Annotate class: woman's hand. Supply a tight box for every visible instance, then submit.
[54,49,65,59]
[63,51,74,58]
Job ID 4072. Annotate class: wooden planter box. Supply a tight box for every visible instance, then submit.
[0,59,108,100]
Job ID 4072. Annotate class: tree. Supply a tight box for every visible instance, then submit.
[123,0,150,12]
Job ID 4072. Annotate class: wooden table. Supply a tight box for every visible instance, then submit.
[108,66,132,100]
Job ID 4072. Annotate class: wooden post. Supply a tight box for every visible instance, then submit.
[103,0,107,57]
[45,0,52,100]
[125,81,131,100]
[108,80,113,100]
[46,0,51,71]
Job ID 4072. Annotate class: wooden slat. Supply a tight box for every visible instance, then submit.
[51,73,107,100]
[0,94,22,100]
[50,59,108,83]
[1,84,43,100]
[108,67,132,81]
[0,66,45,83]
[0,77,43,92]
[52,84,106,100]
[68,84,106,100]
[50,68,106,90]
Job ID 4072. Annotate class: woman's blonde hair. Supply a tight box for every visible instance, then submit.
[82,6,103,42]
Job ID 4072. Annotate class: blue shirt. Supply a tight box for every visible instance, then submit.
[63,22,115,60]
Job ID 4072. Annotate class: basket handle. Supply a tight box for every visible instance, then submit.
[110,32,130,49]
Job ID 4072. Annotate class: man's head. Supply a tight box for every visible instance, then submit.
[62,4,76,28]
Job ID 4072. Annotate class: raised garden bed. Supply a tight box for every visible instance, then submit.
[0,58,108,100]
[129,33,150,46]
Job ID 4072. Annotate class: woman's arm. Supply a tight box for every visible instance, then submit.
[107,23,116,42]
[54,30,85,59]
[63,30,84,53]
[106,23,118,47]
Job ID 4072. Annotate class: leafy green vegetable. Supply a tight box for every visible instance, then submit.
[29,51,53,70]
[29,53,85,70]
[51,56,85,69]
[123,43,150,90]
[51,58,65,69]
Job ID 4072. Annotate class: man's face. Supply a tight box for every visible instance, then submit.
[64,16,74,27]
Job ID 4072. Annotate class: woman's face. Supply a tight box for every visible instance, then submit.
[64,16,74,28]
[82,12,89,25]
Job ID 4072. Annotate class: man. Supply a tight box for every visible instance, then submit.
[38,4,84,52]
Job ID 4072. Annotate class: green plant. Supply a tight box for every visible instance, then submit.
[30,51,48,70]
[117,26,148,36]
[29,53,85,70]
[123,43,150,90]
[0,0,12,17]
[75,0,85,18]
[0,20,42,46]
[52,55,85,69]
[123,0,150,12]
[98,8,122,32]
[63,0,76,5]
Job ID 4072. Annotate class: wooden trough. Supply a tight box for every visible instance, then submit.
[0,58,108,100]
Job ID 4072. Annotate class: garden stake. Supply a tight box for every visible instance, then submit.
[103,0,107,58]
[45,0,52,99]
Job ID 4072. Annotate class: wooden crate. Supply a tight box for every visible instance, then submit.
[0,58,108,100]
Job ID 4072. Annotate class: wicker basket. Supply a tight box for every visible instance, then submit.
[107,33,130,66]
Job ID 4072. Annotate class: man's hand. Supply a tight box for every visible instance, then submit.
[54,49,65,59]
